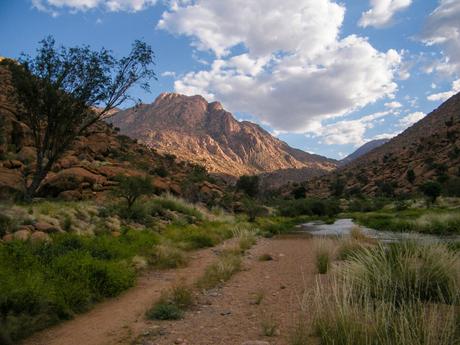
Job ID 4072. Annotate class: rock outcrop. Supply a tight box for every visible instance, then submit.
[109,93,337,177]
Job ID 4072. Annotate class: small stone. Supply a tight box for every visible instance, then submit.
[241,341,270,345]
[220,310,231,316]
[280,284,286,289]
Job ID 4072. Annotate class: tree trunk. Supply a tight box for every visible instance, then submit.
[24,166,48,201]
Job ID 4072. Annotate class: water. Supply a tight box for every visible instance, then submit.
[296,218,456,243]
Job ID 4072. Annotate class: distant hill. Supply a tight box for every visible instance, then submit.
[340,139,390,165]
[299,92,460,197]
[109,93,337,178]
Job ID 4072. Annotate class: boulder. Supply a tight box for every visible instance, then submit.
[30,231,51,243]
[17,146,36,163]
[59,190,83,201]
[13,229,31,241]
[3,160,23,169]
[40,167,106,196]
[0,167,25,196]
[2,233,13,242]
[34,222,62,233]
[152,177,169,192]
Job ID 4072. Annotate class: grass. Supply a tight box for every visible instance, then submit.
[314,239,335,274]
[0,196,240,344]
[233,224,257,252]
[350,208,460,235]
[197,252,242,289]
[146,280,194,321]
[261,313,278,336]
[147,244,187,269]
[292,241,460,345]
[250,290,265,305]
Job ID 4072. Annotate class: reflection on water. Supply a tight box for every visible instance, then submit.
[296,218,457,243]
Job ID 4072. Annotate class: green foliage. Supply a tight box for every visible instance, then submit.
[329,178,345,197]
[2,36,155,199]
[406,169,416,184]
[420,181,442,205]
[444,177,460,197]
[146,302,183,320]
[145,281,193,321]
[114,175,157,209]
[197,252,242,289]
[310,242,459,345]
[148,244,187,269]
[278,198,341,218]
[291,185,307,199]
[351,208,460,235]
[0,230,161,343]
[236,175,260,198]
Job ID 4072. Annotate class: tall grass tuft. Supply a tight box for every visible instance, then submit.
[314,238,335,274]
[296,241,460,345]
[197,252,242,289]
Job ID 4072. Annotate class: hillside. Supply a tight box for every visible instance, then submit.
[109,93,337,177]
[340,139,390,165]
[0,66,225,204]
[301,92,460,197]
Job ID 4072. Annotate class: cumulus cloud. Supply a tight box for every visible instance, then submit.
[420,0,460,76]
[427,79,460,101]
[359,0,412,28]
[313,111,392,146]
[32,0,156,14]
[159,0,403,133]
[398,111,425,127]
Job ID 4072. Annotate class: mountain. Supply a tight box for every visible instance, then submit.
[340,139,390,165]
[0,65,226,203]
[301,92,460,197]
[109,93,337,177]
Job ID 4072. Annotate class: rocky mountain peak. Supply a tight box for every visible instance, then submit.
[109,93,337,177]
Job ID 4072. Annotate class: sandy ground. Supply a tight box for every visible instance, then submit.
[22,234,316,345]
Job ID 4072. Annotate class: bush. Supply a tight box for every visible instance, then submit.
[0,230,158,343]
[146,302,183,320]
[278,199,341,218]
[113,175,157,209]
[197,252,242,289]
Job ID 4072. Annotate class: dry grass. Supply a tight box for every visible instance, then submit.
[197,252,242,289]
[148,244,187,269]
[313,238,336,274]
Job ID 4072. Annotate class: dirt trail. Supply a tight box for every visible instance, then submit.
[22,235,316,345]
[21,241,236,345]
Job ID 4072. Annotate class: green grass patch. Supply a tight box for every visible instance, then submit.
[197,252,242,289]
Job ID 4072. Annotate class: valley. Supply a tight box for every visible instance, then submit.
[1,19,460,345]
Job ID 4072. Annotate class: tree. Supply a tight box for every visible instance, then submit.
[236,175,259,198]
[292,185,306,199]
[2,36,156,199]
[330,178,345,197]
[114,175,156,209]
[420,181,442,206]
[406,169,416,184]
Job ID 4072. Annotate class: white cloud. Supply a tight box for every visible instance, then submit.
[159,0,403,133]
[420,0,460,76]
[359,0,412,28]
[372,131,400,140]
[161,71,176,77]
[313,110,392,146]
[385,101,402,108]
[427,79,460,101]
[398,111,425,127]
[32,0,156,13]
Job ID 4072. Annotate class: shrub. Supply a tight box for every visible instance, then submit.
[146,302,183,320]
[420,181,442,205]
[113,175,157,209]
[278,199,341,218]
[148,244,187,269]
[236,175,260,197]
[197,252,242,289]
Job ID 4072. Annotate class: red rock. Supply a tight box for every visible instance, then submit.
[30,231,51,243]
[13,229,31,241]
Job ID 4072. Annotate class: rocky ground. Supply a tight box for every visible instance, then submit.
[21,234,316,345]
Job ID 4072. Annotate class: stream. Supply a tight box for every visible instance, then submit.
[296,218,458,243]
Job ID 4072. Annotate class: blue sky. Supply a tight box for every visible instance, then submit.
[1,0,459,159]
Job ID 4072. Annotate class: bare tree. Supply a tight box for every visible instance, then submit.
[1,36,156,199]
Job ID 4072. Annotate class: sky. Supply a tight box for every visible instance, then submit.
[1,0,459,160]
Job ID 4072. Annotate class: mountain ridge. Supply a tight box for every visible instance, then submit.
[109,93,338,177]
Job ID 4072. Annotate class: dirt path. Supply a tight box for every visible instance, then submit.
[135,234,316,345]
[22,235,316,345]
[21,240,237,345]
